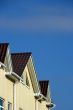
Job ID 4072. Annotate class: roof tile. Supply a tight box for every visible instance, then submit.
[39,80,49,97]
[11,52,31,76]
[0,43,9,63]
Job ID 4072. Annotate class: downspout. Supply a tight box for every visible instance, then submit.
[35,98,36,110]
[13,82,17,110]
[10,72,22,110]
[35,98,39,110]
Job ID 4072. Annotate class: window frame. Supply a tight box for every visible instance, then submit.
[0,97,4,110]
[26,74,30,87]
[8,102,12,110]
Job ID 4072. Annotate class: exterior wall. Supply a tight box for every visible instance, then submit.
[36,100,48,110]
[41,101,48,110]
[15,65,35,110]
[0,66,50,110]
[0,69,14,110]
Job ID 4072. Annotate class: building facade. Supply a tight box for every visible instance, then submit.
[0,43,55,110]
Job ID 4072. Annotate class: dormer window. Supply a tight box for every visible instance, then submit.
[20,72,30,87]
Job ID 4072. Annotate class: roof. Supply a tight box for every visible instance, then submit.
[11,52,31,76]
[39,80,49,97]
[0,43,9,63]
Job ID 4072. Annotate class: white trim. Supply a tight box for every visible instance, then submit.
[20,80,30,89]
[0,62,6,68]
[14,83,16,110]
[34,92,47,100]
[6,71,23,81]
[8,102,12,110]
[11,72,23,81]
[46,102,56,109]
[27,57,40,93]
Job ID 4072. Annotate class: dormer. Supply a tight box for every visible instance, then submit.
[39,80,55,108]
[11,52,40,93]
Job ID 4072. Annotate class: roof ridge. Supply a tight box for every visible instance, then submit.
[0,43,9,45]
[39,80,49,82]
[11,52,32,55]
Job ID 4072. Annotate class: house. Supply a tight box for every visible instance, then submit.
[0,43,55,110]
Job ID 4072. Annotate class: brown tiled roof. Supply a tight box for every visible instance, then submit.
[0,43,9,63]
[11,52,31,76]
[39,80,49,97]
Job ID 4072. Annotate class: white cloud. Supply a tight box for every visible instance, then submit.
[0,15,73,32]
[0,4,73,32]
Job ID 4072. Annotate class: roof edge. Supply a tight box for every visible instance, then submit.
[11,52,32,55]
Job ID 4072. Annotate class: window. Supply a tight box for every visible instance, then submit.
[26,74,30,87]
[8,102,12,110]
[0,97,4,110]
[20,72,30,87]
[21,74,24,80]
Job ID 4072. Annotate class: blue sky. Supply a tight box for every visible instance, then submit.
[0,0,73,110]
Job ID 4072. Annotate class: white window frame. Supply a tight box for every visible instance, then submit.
[0,97,4,110]
[8,102,12,110]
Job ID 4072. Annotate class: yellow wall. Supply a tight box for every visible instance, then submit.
[35,99,48,110]
[15,65,35,110]
[0,69,14,110]
[0,66,49,110]
[15,65,49,110]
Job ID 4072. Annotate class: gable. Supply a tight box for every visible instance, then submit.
[46,86,51,102]
[11,52,40,93]
[27,56,40,93]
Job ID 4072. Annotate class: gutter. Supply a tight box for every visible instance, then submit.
[46,102,56,109]
[11,72,23,81]
[6,71,23,82]
[0,62,6,68]
[34,92,56,110]
[6,71,23,110]
[0,62,23,82]
[34,92,47,100]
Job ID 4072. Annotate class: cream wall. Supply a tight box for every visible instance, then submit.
[15,65,49,110]
[36,99,49,110]
[0,66,49,110]
[0,69,14,110]
[15,65,35,110]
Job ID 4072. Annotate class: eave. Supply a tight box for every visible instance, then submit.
[0,62,6,68]
[46,102,56,109]
[34,92,47,101]
[5,72,23,82]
